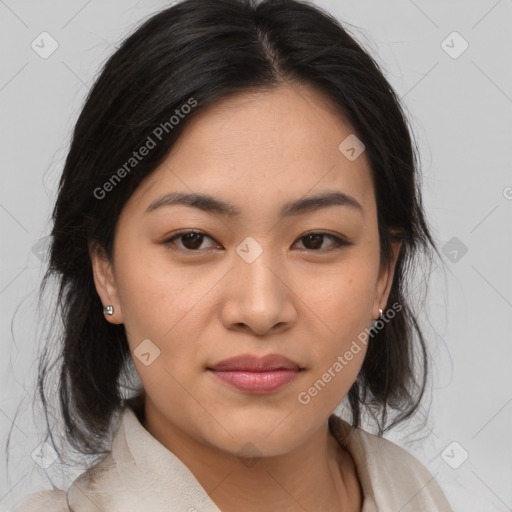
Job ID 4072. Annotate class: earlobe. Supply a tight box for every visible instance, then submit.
[89,240,123,324]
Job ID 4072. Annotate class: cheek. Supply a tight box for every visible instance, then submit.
[114,239,182,330]
[308,262,376,334]
[114,242,215,373]
[301,262,375,393]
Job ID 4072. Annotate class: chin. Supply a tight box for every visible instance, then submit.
[196,409,314,458]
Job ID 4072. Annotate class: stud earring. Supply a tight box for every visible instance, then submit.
[104,305,114,316]
[371,308,384,330]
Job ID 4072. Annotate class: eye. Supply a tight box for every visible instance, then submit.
[293,232,351,251]
[162,230,220,252]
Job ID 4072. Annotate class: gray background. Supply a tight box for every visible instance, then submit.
[1,0,511,510]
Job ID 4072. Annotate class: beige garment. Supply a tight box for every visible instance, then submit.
[13,405,453,511]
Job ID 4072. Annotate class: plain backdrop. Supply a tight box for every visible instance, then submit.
[1,0,511,510]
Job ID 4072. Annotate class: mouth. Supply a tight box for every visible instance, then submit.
[207,353,304,394]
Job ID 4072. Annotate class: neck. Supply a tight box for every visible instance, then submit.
[141,406,362,512]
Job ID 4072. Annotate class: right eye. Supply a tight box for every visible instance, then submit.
[162,230,222,252]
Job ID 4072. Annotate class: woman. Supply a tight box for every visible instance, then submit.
[12,0,452,510]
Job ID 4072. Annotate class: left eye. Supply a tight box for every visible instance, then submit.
[162,230,350,252]
[294,232,349,251]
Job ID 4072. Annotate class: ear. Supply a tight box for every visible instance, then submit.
[373,238,402,319]
[89,240,123,324]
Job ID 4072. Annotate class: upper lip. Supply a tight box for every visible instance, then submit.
[207,353,302,372]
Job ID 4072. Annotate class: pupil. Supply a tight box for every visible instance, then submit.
[305,234,322,249]
[183,233,202,249]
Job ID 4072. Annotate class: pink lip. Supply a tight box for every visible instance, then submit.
[207,354,302,394]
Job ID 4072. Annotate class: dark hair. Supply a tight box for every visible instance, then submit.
[12,0,443,467]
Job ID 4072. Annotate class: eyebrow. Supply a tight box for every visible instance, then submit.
[144,190,364,219]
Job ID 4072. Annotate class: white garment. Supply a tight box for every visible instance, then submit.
[13,405,453,511]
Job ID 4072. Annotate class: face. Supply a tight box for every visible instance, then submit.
[91,83,400,457]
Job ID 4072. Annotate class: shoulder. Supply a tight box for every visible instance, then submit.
[12,489,69,512]
[330,416,453,511]
[357,430,452,510]
[361,428,434,474]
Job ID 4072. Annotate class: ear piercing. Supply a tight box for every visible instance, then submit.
[371,308,384,329]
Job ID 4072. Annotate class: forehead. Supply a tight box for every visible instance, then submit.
[127,83,375,218]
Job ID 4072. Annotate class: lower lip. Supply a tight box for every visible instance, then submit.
[208,369,300,393]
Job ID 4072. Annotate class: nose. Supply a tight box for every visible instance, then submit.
[220,247,298,336]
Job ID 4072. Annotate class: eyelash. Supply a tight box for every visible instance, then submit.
[161,230,352,253]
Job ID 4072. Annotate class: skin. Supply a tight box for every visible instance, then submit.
[90,83,401,512]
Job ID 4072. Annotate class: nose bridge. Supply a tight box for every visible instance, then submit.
[223,235,293,333]
[234,235,283,303]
